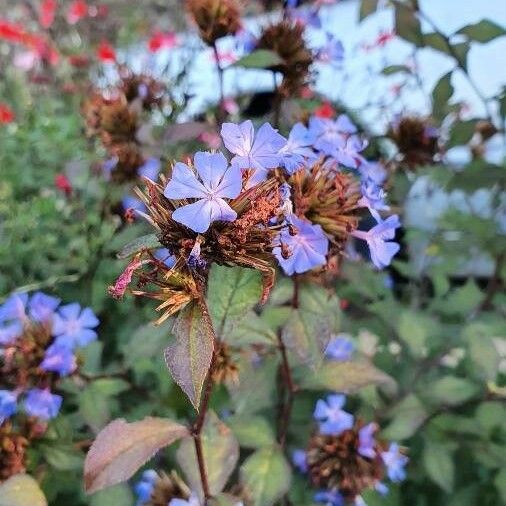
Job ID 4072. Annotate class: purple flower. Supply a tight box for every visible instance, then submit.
[358,422,377,459]
[358,179,389,221]
[309,115,357,156]
[292,449,308,473]
[40,342,77,377]
[221,121,286,185]
[0,321,23,345]
[352,215,401,269]
[28,292,60,322]
[313,394,354,436]
[154,248,176,268]
[0,293,28,323]
[381,443,408,482]
[273,216,329,275]
[0,390,17,425]
[24,388,62,420]
[278,123,317,174]
[52,303,99,349]
[169,494,201,506]
[325,335,354,361]
[164,152,242,233]
[138,158,161,181]
[317,33,344,64]
[314,490,344,506]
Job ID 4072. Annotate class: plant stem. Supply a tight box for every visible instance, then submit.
[212,42,225,123]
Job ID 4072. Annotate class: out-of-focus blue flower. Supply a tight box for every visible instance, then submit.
[102,156,119,179]
[24,388,62,420]
[0,321,23,345]
[358,161,387,186]
[164,152,242,233]
[317,33,344,64]
[288,6,321,28]
[375,481,389,496]
[52,303,99,349]
[313,394,354,436]
[169,493,201,506]
[235,28,257,53]
[187,240,206,270]
[154,248,176,268]
[221,121,286,186]
[134,469,158,505]
[122,196,147,214]
[278,123,317,174]
[138,158,161,181]
[358,422,377,459]
[28,292,61,322]
[273,216,329,275]
[40,342,77,377]
[358,179,389,221]
[381,443,408,482]
[332,136,367,169]
[309,115,357,156]
[352,215,401,269]
[292,449,308,473]
[314,489,344,505]
[0,293,28,323]
[0,390,17,425]
[325,335,354,361]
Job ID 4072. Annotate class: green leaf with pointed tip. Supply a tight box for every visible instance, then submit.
[432,72,454,118]
[177,411,239,498]
[208,265,262,339]
[427,376,480,406]
[447,119,477,147]
[233,50,283,69]
[424,32,450,53]
[240,446,291,506]
[117,233,160,259]
[165,301,214,408]
[395,3,423,47]
[0,475,47,506]
[381,64,411,75]
[457,19,506,43]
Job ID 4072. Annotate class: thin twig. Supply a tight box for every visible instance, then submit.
[212,42,225,123]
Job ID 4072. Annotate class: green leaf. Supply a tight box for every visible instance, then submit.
[226,311,277,346]
[423,32,450,53]
[427,376,480,406]
[440,281,483,316]
[0,475,47,506]
[41,445,84,471]
[432,72,454,116]
[233,50,283,69]
[495,468,506,503]
[447,119,477,147]
[228,415,276,449]
[423,441,455,492]
[382,394,428,440]
[89,484,134,506]
[208,265,262,339]
[84,417,189,494]
[457,19,506,43]
[397,310,439,357]
[240,446,291,506]
[177,411,239,498]
[164,301,215,408]
[395,3,423,47]
[117,233,160,259]
[381,64,411,75]
[359,0,378,21]
[452,41,470,70]
[297,360,395,393]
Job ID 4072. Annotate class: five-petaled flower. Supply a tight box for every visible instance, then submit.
[313,394,354,435]
[164,151,242,233]
[52,303,99,349]
[28,291,60,322]
[24,388,62,420]
[41,342,77,377]
[273,216,329,275]
[221,120,286,186]
[381,442,408,482]
[309,115,357,156]
[278,122,318,174]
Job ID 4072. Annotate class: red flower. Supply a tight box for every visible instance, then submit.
[54,173,72,195]
[339,299,349,311]
[0,103,15,124]
[148,31,177,52]
[66,0,88,24]
[39,0,57,29]
[96,40,116,62]
[314,101,335,119]
[0,19,26,44]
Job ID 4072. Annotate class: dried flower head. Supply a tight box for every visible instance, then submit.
[118,67,166,111]
[211,341,239,384]
[186,0,242,46]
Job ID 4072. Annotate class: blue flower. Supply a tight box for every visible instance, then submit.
[122,196,147,214]
[24,388,62,420]
[332,136,367,169]
[102,157,119,179]
[134,469,158,505]
[28,292,61,322]
[292,449,308,473]
[164,152,242,233]
[325,335,354,361]
[273,216,329,275]
[309,115,357,156]
[52,303,99,349]
[40,342,77,377]
[138,158,161,181]
[358,179,389,221]
[288,6,321,28]
[358,422,377,459]
[0,293,28,323]
[0,390,17,425]
[317,33,344,64]
[278,123,318,174]
[313,394,354,436]
[0,321,23,345]
[221,121,286,186]
[381,443,408,482]
[169,493,201,506]
[314,489,344,506]
[358,161,387,186]
[352,215,400,269]
[154,248,176,268]
[235,29,257,53]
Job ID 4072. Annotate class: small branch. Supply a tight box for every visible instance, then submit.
[212,42,226,123]
[291,275,300,309]
[276,331,296,448]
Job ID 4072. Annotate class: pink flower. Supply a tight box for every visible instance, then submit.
[148,31,177,52]
[66,0,88,24]
[39,0,57,29]
[55,174,72,196]
[97,40,116,62]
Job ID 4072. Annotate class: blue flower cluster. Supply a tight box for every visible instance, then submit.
[0,291,99,424]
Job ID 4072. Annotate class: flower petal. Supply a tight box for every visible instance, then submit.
[221,120,254,156]
[194,151,229,190]
[164,162,207,199]
[171,198,237,233]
